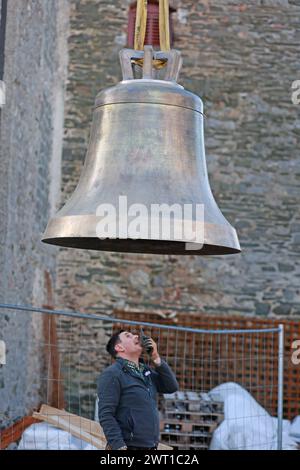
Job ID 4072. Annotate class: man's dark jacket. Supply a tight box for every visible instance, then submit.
[97,357,178,449]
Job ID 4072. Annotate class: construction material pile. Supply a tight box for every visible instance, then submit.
[159,391,224,450]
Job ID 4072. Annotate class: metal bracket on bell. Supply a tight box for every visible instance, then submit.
[119,46,182,83]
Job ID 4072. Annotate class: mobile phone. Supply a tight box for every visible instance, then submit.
[140,328,153,354]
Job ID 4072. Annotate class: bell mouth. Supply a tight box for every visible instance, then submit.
[42,237,240,256]
[42,214,241,255]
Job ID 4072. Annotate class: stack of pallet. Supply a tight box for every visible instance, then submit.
[159,391,224,450]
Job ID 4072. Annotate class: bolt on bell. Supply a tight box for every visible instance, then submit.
[42,47,241,255]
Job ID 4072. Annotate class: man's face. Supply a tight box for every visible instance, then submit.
[116,331,142,356]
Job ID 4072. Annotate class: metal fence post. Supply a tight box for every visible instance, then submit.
[277,324,284,450]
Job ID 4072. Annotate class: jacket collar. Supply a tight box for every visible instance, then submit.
[116,357,146,367]
[115,357,152,381]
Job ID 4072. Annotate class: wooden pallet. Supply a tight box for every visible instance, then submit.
[160,419,218,434]
[162,391,223,413]
[160,432,211,445]
[162,410,224,423]
[172,444,209,450]
[159,390,224,450]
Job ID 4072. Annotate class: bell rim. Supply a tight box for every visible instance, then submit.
[41,215,241,255]
[41,236,241,255]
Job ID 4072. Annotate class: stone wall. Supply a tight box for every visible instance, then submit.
[57,0,300,320]
[0,0,69,426]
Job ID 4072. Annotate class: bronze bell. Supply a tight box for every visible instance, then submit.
[42,47,241,255]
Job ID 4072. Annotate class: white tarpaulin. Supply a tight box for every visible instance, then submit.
[209,382,298,450]
[290,416,300,442]
[18,423,97,450]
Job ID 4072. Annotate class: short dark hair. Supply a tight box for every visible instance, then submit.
[106,330,124,358]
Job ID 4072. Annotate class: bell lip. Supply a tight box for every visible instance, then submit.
[41,215,241,255]
[41,236,241,255]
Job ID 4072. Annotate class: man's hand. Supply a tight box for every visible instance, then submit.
[143,337,161,365]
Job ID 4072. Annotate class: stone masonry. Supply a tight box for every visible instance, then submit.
[0,0,69,426]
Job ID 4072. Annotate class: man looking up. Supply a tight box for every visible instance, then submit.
[97,330,178,450]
